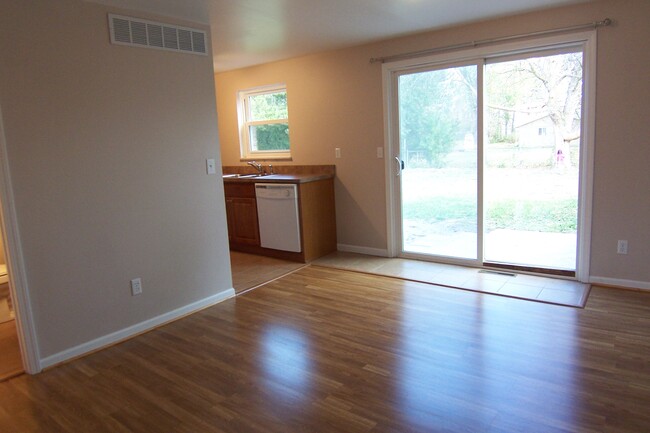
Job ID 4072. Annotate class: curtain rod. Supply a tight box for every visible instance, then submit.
[369,18,612,64]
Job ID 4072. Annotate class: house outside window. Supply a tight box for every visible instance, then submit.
[237,84,290,160]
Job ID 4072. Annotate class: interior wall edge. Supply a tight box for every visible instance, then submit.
[1,0,232,359]
[0,101,40,374]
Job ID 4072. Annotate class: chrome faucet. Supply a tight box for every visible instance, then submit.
[247,161,263,174]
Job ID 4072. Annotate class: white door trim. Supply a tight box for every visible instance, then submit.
[382,30,597,282]
[382,62,400,258]
[0,103,41,373]
[575,32,597,282]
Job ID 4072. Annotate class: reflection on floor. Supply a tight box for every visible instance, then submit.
[313,251,590,308]
[230,251,307,294]
[0,320,23,381]
[1,266,648,432]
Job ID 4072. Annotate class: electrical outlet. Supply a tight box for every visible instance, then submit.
[130,278,143,296]
[335,148,341,159]
[377,147,384,158]
[617,240,628,255]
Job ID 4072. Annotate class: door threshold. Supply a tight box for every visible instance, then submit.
[483,262,575,278]
[478,269,517,277]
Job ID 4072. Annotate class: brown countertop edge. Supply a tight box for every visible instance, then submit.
[222,173,333,184]
[222,165,335,184]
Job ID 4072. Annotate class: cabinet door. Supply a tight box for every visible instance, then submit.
[229,197,260,246]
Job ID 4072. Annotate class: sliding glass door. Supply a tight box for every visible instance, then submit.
[399,64,479,260]
[391,44,588,275]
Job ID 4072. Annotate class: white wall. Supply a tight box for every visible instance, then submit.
[0,0,233,364]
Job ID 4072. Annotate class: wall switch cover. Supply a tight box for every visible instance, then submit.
[377,147,384,158]
[206,158,216,174]
[335,148,341,159]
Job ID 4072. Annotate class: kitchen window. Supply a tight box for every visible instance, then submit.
[237,84,290,160]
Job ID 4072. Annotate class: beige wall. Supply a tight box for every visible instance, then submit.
[216,47,388,251]
[216,0,650,285]
[0,0,232,360]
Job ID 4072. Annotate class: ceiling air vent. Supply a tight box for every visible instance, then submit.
[108,14,207,56]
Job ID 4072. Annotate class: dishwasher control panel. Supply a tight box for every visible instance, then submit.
[255,183,297,199]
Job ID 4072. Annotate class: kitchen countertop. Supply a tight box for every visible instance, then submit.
[222,173,334,184]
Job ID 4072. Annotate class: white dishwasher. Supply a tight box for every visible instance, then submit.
[255,183,301,252]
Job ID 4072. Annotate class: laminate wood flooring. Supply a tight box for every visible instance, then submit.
[313,251,590,307]
[230,251,306,294]
[0,298,14,324]
[1,266,649,432]
[0,320,23,382]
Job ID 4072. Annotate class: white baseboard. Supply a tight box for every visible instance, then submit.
[589,276,650,291]
[39,288,235,371]
[337,244,389,257]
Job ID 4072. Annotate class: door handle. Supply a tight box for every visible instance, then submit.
[394,156,404,176]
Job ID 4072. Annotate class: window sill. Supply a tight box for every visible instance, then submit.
[240,156,293,162]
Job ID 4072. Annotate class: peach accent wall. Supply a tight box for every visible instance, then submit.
[216,0,650,284]
[216,47,388,251]
[0,0,232,358]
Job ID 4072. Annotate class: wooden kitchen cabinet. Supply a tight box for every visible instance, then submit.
[223,177,337,263]
[298,179,337,262]
[224,183,260,246]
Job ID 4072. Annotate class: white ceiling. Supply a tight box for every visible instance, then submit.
[88,0,592,71]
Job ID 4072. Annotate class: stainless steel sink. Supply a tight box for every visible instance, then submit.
[222,173,259,178]
[222,173,273,179]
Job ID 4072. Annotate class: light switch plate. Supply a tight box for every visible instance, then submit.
[206,158,216,174]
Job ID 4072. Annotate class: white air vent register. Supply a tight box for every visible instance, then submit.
[108,14,207,56]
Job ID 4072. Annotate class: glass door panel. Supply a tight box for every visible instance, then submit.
[398,65,478,260]
[484,51,582,271]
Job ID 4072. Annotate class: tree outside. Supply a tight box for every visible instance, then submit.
[249,91,289,151]
[399,66,476,168]
[486,52,583,169]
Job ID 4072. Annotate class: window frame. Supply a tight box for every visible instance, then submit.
[237,83,291,161]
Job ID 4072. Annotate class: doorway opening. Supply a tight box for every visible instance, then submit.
[386,32,595,281]
[0,212,23,381]
[0,103,27,380]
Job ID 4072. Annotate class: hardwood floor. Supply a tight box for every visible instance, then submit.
[0,320,23,381]
[230,251,306,294]
[1,266,650,432]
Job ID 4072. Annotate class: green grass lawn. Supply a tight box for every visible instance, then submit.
[404,197,577,233]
